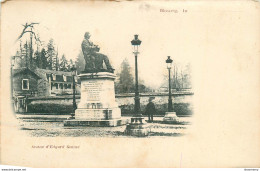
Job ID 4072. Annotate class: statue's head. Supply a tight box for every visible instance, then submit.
[84,32,90,39]
[95,45,100,52]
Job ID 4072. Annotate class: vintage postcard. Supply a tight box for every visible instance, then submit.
[0,0,260,168]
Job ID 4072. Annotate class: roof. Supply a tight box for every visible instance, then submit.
[35,68,73,77]
[13,67,41,79]
[35,68,74,83]
[13,67,75,83]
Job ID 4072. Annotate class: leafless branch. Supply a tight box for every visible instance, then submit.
[16,22,40,42]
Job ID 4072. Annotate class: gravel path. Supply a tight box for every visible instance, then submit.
[17,114,192,138]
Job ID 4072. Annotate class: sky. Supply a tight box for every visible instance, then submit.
[2,1,201,88]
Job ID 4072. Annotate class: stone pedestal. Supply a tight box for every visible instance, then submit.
[163,112,179,123]
[64,72,128,127]
[125,117,150,137]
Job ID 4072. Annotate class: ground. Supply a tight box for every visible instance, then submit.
[16,114,193,138]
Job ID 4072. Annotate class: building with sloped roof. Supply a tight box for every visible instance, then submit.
[13,67,79,98]
[12,67,80,113]
[13,67,41,97]
[35,68,78,96]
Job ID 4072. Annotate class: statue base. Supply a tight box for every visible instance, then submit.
[75,108,121,120]
[163,112,179,124]
[64,72,126,127]
[81,68,115,74]
[64,118,129,127]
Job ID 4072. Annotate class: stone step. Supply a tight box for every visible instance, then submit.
[64,118,130,127]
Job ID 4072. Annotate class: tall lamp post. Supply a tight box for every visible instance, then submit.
[71,65,77,119]
[166,56,173,112]
[125,35,149,137]
[163,56,179,123]
[131,35,142,116]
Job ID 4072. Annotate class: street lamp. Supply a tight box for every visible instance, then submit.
[71,65,77,119]
[125,35,149,137]
[163,56,179,124]
[166,56,173,112]
[131,34,142,116]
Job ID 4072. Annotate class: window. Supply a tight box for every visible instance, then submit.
[22,79,29,90]
[63,75,67,82]
[52,74,56,80]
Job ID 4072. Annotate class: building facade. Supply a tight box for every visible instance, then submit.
[13,68,41,97]
[12,67,79,112]
[35,68,79,96]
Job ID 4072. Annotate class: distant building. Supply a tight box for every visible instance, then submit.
[12,67,79,112]
[13,67,41,97]
[13,67,79,97]
[35,68,79,96]
[158,86,168,93]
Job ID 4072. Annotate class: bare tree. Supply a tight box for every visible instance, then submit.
[16,22,41,68]
[17,22,40,42]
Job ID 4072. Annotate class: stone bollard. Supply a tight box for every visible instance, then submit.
[125,117,150,137]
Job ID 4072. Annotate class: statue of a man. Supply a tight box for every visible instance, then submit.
[81,32,114,73]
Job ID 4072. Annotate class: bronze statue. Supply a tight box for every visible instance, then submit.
[81,32,114,73]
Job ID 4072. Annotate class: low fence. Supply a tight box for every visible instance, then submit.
[26,93,194,116]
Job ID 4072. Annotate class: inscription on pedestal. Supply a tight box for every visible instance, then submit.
[75,73,122,121]
[82,81,103,101]
[76,109,105,119]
